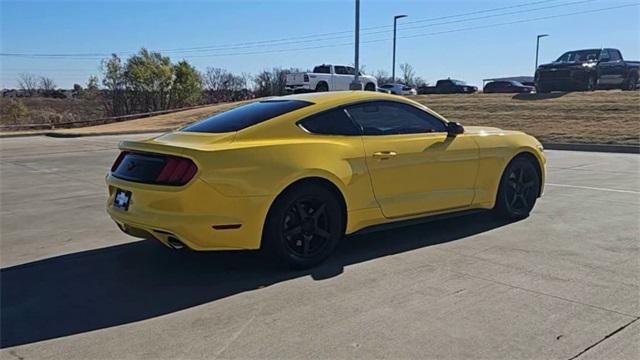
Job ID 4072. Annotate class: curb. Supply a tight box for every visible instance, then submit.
[1,129,172,139]
[3,131,639,154]
[542,143,640,154]
[0,132,48,139]
[44,129,173,138]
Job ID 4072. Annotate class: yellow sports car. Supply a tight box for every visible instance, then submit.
[106,91,545,268]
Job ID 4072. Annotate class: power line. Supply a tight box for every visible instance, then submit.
[0,2,635,61]
[157,0,565,52]
[157,0,595,55]
[158,3,640,59]
[0,0,567,58]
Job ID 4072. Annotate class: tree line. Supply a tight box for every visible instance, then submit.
[15,48,427,117]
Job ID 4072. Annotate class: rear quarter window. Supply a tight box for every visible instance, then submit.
[298,108,361,136]
[182,100,312,133]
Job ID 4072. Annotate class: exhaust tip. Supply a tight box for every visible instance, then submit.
[167,237,185,250]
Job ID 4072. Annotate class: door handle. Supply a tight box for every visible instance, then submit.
[373,151,397,159]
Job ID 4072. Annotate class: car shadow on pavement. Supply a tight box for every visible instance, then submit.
[1,211,512,348]
[512,92,570,100]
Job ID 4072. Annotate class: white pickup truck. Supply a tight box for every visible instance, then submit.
[286,64,378,93]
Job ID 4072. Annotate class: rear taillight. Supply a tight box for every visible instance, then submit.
[155,157,197,186]
[111,151,128,172]
[111,151,197,186]
[303,74,309,82]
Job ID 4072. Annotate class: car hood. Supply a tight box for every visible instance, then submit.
[462,126,520,136]
[538,61,592,70]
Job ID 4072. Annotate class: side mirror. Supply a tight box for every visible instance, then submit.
[447,122,464,137]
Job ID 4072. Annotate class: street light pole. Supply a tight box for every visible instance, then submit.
[535,34,549,72]
[350,0,363,90]
[392,14,408,83]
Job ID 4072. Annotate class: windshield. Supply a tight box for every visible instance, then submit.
[452,80,467,85]
[381,84,394,89]
[183,100,312,133]
[510,81,525,86]
[556,49,600,63]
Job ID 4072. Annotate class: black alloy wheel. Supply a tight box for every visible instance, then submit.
[282,197,331,258]
[495,157,540,219]
[264,185,343,268]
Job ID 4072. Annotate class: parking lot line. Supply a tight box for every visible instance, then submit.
[546,183,640,195]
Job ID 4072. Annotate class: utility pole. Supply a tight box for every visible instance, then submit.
[349,0,363,90]
[392,14,407,83]
[535,34,549,72]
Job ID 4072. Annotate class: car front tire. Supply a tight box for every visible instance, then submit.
[263,184,344,269]
[494,156,541,220]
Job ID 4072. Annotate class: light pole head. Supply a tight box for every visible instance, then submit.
[394,15,408,20]
[537,34,549,39]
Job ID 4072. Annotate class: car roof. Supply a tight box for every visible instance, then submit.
[275,91,399,106]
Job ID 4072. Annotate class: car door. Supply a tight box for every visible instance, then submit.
[597,50,621,86]
[606,50,626,85]
[333,66,353,91]
[345,101,479,218]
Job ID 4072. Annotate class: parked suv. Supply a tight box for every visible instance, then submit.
[285,64,377,93]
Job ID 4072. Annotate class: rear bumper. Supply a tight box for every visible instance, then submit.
[106,174,272,250]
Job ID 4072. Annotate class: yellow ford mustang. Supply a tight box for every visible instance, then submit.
[106,91,545,268]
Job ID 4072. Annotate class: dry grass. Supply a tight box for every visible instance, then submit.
[28,91,640,145]
[410,91,640,145]
[50,101,250,135]
[0,97,105,126]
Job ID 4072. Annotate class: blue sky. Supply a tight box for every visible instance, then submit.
[1,0,639,89]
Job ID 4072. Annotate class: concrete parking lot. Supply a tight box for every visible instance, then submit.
[0,134,638,359]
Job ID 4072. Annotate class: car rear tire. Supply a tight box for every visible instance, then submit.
[623,74,638,91]
[263,184,344,269]
[315,82,329,92]
[365,83,376,91]
[494,156,540,220]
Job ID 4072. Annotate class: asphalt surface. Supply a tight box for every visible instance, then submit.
[0,134,638,360]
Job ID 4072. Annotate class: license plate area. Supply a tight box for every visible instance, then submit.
[113,189,132,211]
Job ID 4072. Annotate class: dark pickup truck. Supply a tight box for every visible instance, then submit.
[535,48,640,92]
[418,79,478,94]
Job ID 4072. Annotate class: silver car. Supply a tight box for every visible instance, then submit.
[379,83,418,95]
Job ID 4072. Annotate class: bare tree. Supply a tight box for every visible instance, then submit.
[39,76,57,92]
[203,67,226,91]
[374,69,392,85]
[399,63,416,85]
[17,73,38,96]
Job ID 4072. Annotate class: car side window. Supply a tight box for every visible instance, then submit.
[298,108,361,136]
[599,50,611,62]
[334,66,348,75]
[313,65,330,74]
[345,101,447,135]
[609,50,621,61]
